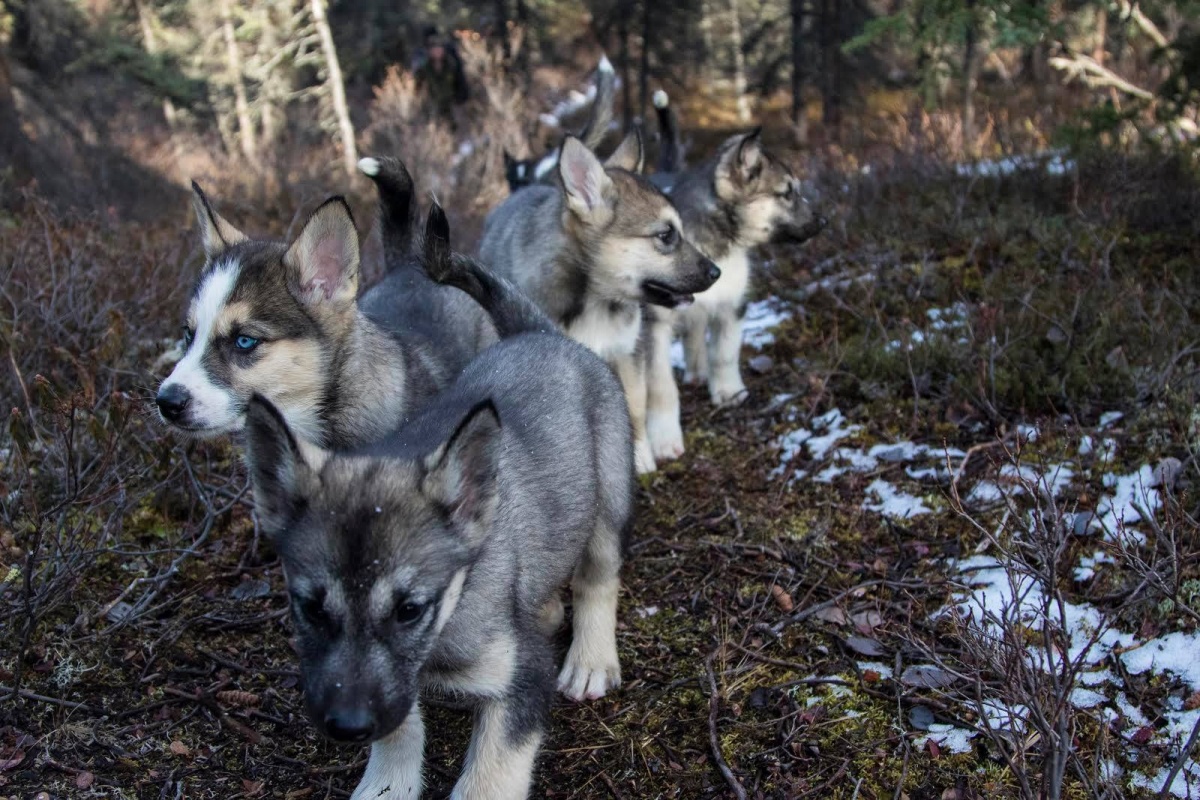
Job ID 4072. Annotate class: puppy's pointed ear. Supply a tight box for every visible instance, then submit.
[191,181,248,260]
[559,137,614,223]
[284,197,360,308]
[421,400,501,546]
[244,395,325,535]
[604,126,644,174]
[715,129,765,198]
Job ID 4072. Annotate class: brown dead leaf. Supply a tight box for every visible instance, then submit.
[770,584,794,613]
[1185,691,1200,711]
[76,771,95,789]
[852,610,883,634]
[1131,725,1154,745]
[169,740,190,757]
[928,738,941,759]
[0,749,24,771]
[216,690,262,708]
[814,606,848,626]
[284,790,314,800]
[242,779,264,796]
[863,669,881,683]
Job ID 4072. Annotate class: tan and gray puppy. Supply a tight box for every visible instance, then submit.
[643,130,825,464]
[245,206,633,800]
[155,161,495,450]
[479,131,720,473]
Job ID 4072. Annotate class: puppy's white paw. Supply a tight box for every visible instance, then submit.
[683,370,708,386]
[634,437,657,474]
[647,411,685,461]
[557,644,621,701]
[709,376,748,407]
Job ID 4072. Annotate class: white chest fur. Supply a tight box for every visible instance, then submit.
[696,248,751,312]
[567,298,641,361]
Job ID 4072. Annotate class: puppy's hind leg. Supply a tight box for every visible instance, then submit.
[645,314,685,462]
[350,700,424,800]
[612,352,655,474]
[707,305,747,407]
[558,518,623,701]
[681,308,709,386]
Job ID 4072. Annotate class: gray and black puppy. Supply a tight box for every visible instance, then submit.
[643,129,827,463]
[480,130,720,473]
[155,158,495,449]
[245,205,633,800]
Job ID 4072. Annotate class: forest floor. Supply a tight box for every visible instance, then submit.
[3,149,1200,800]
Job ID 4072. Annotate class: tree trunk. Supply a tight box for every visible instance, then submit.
[0,51,34,191]
[495,0,511,62]
[728,0,750,123]
[962,0,979,157]
[639,0,650,120]
[514,0,530,77]
[218,0,256,162]
[618,1,631,130]
[310,0,358,178]
[790,0,807,144]
[134,0,176,127]
[820,0,840,134]
[259,4,281,154]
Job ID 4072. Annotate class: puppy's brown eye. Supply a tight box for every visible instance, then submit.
[182,327,195,349]
[780,185,795,200]
[295,590,330,627]
[394,599,425,624]
[656,225,679,247]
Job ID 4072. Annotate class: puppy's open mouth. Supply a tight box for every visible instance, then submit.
[640,280,695,309]
[776,214,829,245]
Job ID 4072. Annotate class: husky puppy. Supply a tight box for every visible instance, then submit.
[155,162,495,449]
[505,55,616,193]
[481,130,720,473]
[642,129,826,463]
[245,205,632,800]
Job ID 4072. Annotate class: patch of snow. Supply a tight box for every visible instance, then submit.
[1131,763,1200,799]
[1074,550,1116,583]
[1070,686,1106,708]
[1123,632,1200,691]
[914,724,975,754]
[863,480,932,518]
[1099,411,1124,428]
[955,150,1075,179]
[857,661,893,680]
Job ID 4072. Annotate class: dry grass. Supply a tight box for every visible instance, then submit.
[3,111,1200,800]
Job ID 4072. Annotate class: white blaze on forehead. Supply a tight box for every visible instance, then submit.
[160,260,241,431]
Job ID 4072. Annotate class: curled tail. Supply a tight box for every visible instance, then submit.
[579,55,616,153]
[422,204,555,339]
[358,156,419,268]
[652,90,683,174]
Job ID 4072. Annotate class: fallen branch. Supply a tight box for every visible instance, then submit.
[0,684,96,713]
[1049,53,1154,101]
[704,649,747,800]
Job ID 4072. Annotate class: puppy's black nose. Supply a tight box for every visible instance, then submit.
[156,384,191,422]
[704,259,721,282]
[324,709,376,743]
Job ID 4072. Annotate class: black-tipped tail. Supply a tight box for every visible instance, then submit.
[579,55,617,154]
[421,205,555,339]
[652,91,683,174]
[359,156,418,270]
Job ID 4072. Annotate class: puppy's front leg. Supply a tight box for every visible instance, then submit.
[707,305,747,407]
[350,701,424,800]
[450,695,546,800]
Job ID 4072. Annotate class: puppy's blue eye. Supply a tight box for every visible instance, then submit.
[394,600,425,624]
[235,335,260,351]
